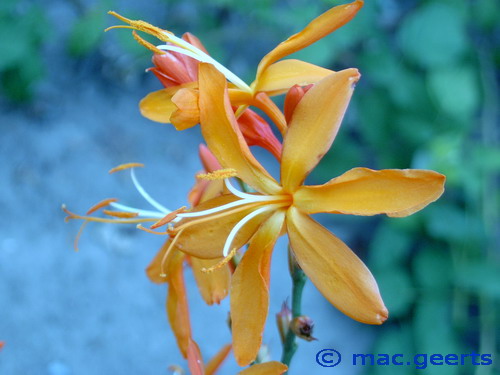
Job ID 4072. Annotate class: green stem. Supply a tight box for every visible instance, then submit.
[281,249,307,370]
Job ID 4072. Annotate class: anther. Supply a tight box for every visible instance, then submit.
[86,198,118,215]
[196,168,237,181]
[202,247,238,273]
[150,206,187,229]
[109,162,144,174]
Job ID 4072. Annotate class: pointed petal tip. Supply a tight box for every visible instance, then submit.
[375,307,389,325]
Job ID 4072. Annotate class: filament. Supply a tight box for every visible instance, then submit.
[130,168,171,214]
[222,205,275,257]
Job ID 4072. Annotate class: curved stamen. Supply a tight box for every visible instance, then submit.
[224,178,261,200]
[177,193,282,219]
[157,34,252,92]
[130,168,171,214]
[222,204,279,257]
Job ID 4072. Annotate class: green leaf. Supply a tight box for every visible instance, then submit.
[423,202,484,242]
[371,326,414,375]
[397,3,468,69]
[0,23,31,70]
[369,222,412,269]
[414,296,461,362]
[374,266,415,318]
[455,260,500,299]
[412,245,451,290]
[427,66,480,120]
[67,9,106,57]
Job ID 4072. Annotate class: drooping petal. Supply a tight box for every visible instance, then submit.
[187,338,205,375]
[238,361,288,375]
[171,87,200,130]
[231,210,285,366]
[190,255,230,305]
[294,168,446,217]
[198,63,281,195]
[174,195,273,259]
[255,0,363,78]
[286,206,388,325]
[253,59,333,95]
[146,238,175,283]
[166,251,192,357]
[205,344,232,375]
[280,69,360,192]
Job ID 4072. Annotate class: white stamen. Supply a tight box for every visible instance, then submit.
[157,45,211,63]
[131,168,171,214]
[224,178,259,200]
[158,32,252,93]
[222,205,274,257]
[177,192,280,219]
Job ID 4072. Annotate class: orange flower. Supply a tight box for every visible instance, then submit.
[163,63,445,366]
[108,0,363,135]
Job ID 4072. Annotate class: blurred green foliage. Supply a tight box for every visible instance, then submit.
[0,0,47,101]
[4,0,499,372]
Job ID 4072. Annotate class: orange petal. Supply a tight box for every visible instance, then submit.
[237,109,282,161]
[199,144,222,173]
[286,207,388,325]
[139,87,180,123]
[295,168,446,217]
[253,59,333,95]
[256,0,363,77]
[251,92,287,136]
[139,82,197,124]
[188,177,210,207]
[171,87,200,130]
[187,338,205,375]
[190,255,230,305]
[152,53,193,86]
[238,361,288,375]
[198,63,281,195]
[205,344,232,375]
[145,239,177,283]
[166,251,192,357]
[280,69,360,192]
[174,195,272,259]
[283,84,312,124]
[231,210,285,366]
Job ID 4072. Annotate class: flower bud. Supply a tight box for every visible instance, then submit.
[276,301,292,344]
[290,316,317,342]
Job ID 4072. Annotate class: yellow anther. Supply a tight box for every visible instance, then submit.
[196,168,237,181]
[201,247,238,273]
[107,11,173,42]
[108,162,144,174]
[86,198,118,215]
[132,31,165,55]
[150,206,187,229]
[102,210,139,218]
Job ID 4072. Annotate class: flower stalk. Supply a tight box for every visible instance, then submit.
[281,248,308,369]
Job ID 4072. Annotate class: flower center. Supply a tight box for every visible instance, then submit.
[171,179,291,258]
